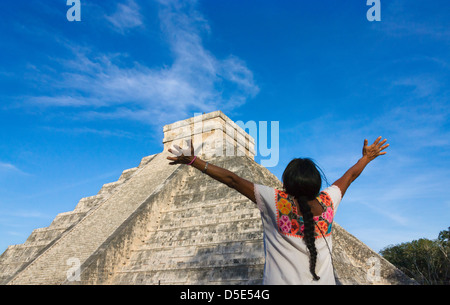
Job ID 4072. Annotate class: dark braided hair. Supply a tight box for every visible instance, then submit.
[282,158,324,281]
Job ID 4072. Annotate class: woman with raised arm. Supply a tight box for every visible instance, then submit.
[167,136,389,285]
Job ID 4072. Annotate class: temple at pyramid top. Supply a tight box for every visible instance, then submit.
[163,111,256,159]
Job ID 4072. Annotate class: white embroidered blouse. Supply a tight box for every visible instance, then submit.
[254,183,342,285]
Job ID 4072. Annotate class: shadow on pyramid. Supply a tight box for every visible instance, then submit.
[0,111,415,285]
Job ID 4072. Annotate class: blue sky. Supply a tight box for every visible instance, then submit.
[0,0,449,254]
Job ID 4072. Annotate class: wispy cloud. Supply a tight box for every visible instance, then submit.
[376,1,450,40]
[105,0,144,34]
[0,162,29,176]
[24,0,259,126]
[392,75,441,98]
[0,162,19,172]
[42,126,136,139]
[15,170,122,201]
[360,200,409,226]
[4,210,50,219]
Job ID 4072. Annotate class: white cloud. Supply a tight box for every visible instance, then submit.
[376,1,450,40]
[42,126,135,138]
[0,162,19,172]
[27,0,259,126]
[7,210,50,219]
[392,75,441,98]
[105,0,144,34]
[0,162,29,176]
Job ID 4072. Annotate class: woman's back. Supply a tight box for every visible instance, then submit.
[254,183,342,284]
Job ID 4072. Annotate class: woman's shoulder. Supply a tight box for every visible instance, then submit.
[254,184,278,199]
[253,184,278,213]
[319,185,343,210]
[275,188,289,198]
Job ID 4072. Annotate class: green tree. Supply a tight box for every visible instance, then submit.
[380,227,450,285]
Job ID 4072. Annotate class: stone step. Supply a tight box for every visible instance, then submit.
[112,264,263,285]
[125,241,264,268]
[0,261,27,274]
[158,201,258,225]
[157,213,261,233]
[73,195,105,213]
[118,167,138,181]
[47,211,87,230]
[124,255,264,273]
[138,154,157,168]
[0,244,45,265]
[162,197,252,212]
[141,227,263,251]
[23,227,68,246]
[97,181,123,196]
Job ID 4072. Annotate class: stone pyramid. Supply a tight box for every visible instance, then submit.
[0,111,415,285]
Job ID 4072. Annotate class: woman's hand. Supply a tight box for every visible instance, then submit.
[167,139,195,165]
[333,137,390,198]
[362,136,389,162]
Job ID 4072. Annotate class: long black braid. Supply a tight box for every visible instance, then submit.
[282,158,324,281]
[295,194,320,281]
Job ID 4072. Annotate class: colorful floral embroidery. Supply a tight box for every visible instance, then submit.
[323,207,334,223]
[277,198,292,215]
[316,221,329,236]
[279,215,291,233]
[275,189,335,239]
[291,219,300,234]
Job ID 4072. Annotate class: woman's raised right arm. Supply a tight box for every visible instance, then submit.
[166,140,256,203]
[333,137,389,198]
